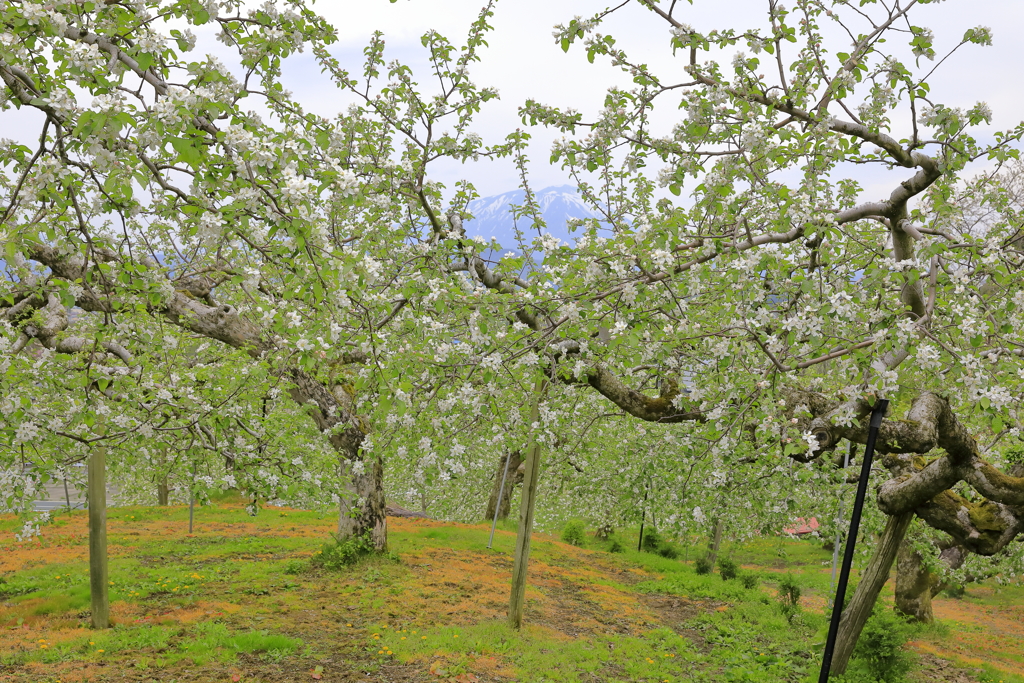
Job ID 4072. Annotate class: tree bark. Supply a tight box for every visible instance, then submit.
[88,447,109,629]
[895,536,966,622]
[486,451,524,521]
[13,246,388,549]
[157,477,169,506]
[287,368,387,551]
[509,377,546,630]
[894,538,939,622]
[935,543,966,593]
[336,455,387,549]
[831,511,914,675]
[800,391,1024,556]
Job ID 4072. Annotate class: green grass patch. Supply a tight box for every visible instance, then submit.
[372,620,699,682]
[0,621,301,667]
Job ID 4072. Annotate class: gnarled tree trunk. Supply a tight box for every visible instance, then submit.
[895,537,965,622]
[894,538,939,622]
[486,451,524,521]
[336,455,387,548]
[157,477,170,506]
[288,368,387,551]
[12,244,390,551]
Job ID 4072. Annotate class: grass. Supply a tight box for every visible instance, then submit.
[1,501,1021,682]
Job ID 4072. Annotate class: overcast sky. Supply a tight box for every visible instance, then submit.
[5,0,1022,201]
[294,0,1024,199]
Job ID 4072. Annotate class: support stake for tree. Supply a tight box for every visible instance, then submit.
[488,452,513,549]
[188,462,196,535]
[637,484,649,552]
[508,375,547,630]
[87,446,109,629]
[63,468,72,511]
[818,399,888,682]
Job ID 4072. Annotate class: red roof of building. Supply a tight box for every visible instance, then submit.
[783,517,819,535]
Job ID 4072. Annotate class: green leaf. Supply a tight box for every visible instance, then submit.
[171,138,202,167]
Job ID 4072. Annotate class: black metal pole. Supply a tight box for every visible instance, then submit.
[637,485,649,552]
[818,399,889,682]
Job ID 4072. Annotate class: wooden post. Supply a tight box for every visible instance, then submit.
[188,462,196,534]
[707,518,724,567]
[188,488,195,533]
[508,375,547,630]
[828,511,914,674]
[488,452,513,549]
[87,446,110,629]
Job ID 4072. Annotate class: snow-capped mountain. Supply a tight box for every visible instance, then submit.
[463,185,602,250]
